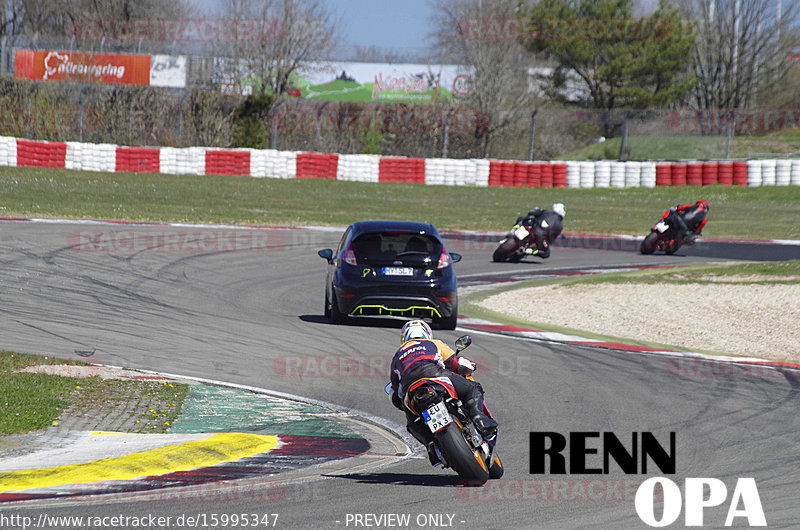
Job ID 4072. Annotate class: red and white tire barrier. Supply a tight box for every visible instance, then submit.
[1,135,798,188]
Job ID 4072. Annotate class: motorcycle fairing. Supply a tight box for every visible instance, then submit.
[404,376,458,416]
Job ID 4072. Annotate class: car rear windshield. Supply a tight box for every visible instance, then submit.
[352,232,441,264]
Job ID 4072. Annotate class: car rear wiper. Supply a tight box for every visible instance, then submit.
[395,251,430,257]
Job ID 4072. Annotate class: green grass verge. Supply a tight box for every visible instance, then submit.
[3,166,800,240]
[559,132,800,161]
[0,351,188,435]
[460,261,800,359]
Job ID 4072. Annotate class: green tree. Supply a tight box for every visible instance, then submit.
[523,0,696,138]
[230,94,273,148]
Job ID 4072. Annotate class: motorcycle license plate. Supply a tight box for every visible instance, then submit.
[655,221,669,233]
[513,226,530,240]
[422,403,452,433]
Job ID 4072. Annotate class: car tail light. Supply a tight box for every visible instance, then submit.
[437,250,451,270]
[343,245,357,266]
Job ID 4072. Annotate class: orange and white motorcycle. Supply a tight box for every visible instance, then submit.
[385,335,503,484]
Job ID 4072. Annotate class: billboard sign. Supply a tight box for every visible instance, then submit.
[14,49,186,88]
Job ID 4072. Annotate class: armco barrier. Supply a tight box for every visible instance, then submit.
[0,136,798,189]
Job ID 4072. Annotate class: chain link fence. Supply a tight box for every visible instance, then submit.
[1,42,797,161]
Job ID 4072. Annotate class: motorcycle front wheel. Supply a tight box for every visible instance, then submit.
[492,238,518,262]
[640,232,659,254]
[436,423,489,484]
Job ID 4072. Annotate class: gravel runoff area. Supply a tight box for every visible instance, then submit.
[476,279,800,361]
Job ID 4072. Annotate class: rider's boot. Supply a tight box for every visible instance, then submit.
[464,396,498,437]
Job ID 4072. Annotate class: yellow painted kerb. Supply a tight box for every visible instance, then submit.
[0,432,278,493]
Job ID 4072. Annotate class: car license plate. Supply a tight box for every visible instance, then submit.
[382,267,413,276]
[422,403,452,433]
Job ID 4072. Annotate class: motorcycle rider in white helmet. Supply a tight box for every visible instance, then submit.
[389,320,497,465]
[514,202,565,258]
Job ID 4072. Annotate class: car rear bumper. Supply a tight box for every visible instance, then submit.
[336,291,457,320]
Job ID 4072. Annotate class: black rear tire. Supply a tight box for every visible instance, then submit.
[436,423,489,484]
[492,238,518,262]
[329,292,347,324]
[640,232,658,254]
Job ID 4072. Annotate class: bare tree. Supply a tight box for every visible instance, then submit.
[3,0,188,40]
[682,0,800,111]
[223,0,337,96]
[429,0,536,157]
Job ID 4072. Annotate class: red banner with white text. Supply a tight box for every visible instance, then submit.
[15,49,151,86]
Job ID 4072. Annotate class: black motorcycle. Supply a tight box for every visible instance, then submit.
[641,215,697,255]
[385,336,503,484]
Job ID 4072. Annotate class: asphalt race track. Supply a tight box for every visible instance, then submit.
[2,221,800,529]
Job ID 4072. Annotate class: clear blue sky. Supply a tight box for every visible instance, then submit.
[323,0,434,55]
[193,0,435,56]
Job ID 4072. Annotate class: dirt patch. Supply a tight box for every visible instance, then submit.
[476,282,800,360]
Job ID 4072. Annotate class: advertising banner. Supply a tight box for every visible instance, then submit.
[149,55,187,88]
[14,49,186,88]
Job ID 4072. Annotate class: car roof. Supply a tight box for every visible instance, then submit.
[349,220,441,239]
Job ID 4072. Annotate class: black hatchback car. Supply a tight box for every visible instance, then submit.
[318,220,462,329]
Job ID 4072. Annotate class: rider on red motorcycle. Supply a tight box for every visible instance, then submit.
[389,320,497,465]
[656,200,709,245]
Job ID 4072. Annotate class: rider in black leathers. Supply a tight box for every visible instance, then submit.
[514,203,565,258]
[656,200,709,245]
